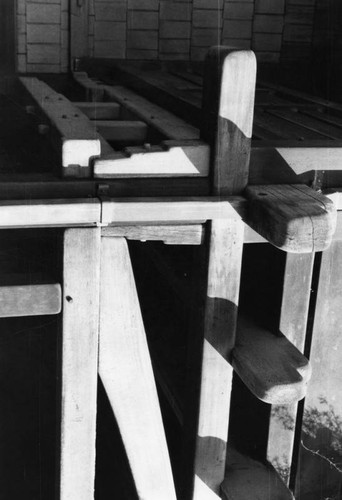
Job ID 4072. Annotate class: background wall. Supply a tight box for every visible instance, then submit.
[15,0,328,74]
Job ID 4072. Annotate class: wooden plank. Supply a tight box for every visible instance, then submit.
[101,196,244,225]
[98,237,177,500]
[245,184,337,252]
[201,48,257,195]
[294,241,342,498]
[20,77,101,176]
[102,224,204,244]
[268,108,342,140]
[267,252,314,486]
[96,120,148,144]
[60,227,101,500]
[222,446,294,500]
[255,109,328,140]
[73,102,121,120]
[232,314,311,405]
[0,199,100,228]
[102,84,200,140]
[94,141,210,178]
[0,282,61,317]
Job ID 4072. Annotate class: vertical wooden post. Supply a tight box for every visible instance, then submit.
[267,253,314,485]
[98,237,177,500]
[59,227,101,500]
[185,48,256,499]
[70,0,89,64]
[294,242,342,498]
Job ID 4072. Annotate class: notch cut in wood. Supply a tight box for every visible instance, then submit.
[94,140,210,178]
[232,315,311,405]
[244,184,337,253]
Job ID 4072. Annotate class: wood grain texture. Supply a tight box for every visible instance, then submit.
[232,314,311,404]
[245,184,337,252]
[295,241,342,498]
[98,237,177,500]
[201,47,257,195]
[102,224,204,245]
[60,228,101,500]
[267,252,314,485]
[192,218,245,499]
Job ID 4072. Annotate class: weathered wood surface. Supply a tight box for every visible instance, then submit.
[20,77,102,175]
[98,237,177,500]
[222,447,294,500]
[0,199,101,228]
[0,281,61,317]
[232,315,311,405]
[201,47,257,195]
[70,0,89,60]
[294,241,342,499]
[245,184,337,252]
[102,224,204,245]
[192,218,245,499]
[267,252,314,485]
[60,228,101,500]
[94,141,210,178]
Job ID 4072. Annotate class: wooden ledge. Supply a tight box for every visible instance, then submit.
[244,184,337,252]
[222,447,294,500]
[232,315,311,405]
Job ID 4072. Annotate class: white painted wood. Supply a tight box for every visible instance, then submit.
[0,199,100,228]
[60,228,101,500]
[98,237,177,500]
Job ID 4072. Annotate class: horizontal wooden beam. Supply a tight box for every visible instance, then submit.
[73,102,121,120]
[232,315,311,405]
[94,141,210,178]
[245,184,337,252]
[20,77,102,176]
[102,224,204,245]
[96,120,148,144]
[73,72,200,141]
[0,277,61,317]
[101,196,244,225]
[0,198,100,228]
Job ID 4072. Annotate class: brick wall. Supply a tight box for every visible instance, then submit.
[17,0,68,73]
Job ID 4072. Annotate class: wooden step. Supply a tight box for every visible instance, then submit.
[221,447,294,500]
[232,315,311,404]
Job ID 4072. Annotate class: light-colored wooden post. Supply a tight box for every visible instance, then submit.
[98,237,177,500]
[59,227,101,500]
[186,47,256,499]
[267,252,314,485]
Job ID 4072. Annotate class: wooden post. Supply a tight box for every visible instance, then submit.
[59,228,101,500]
[267,253,315,485]
[70,0,89,63]
[98,237,177,500]
[185,48,256,499]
